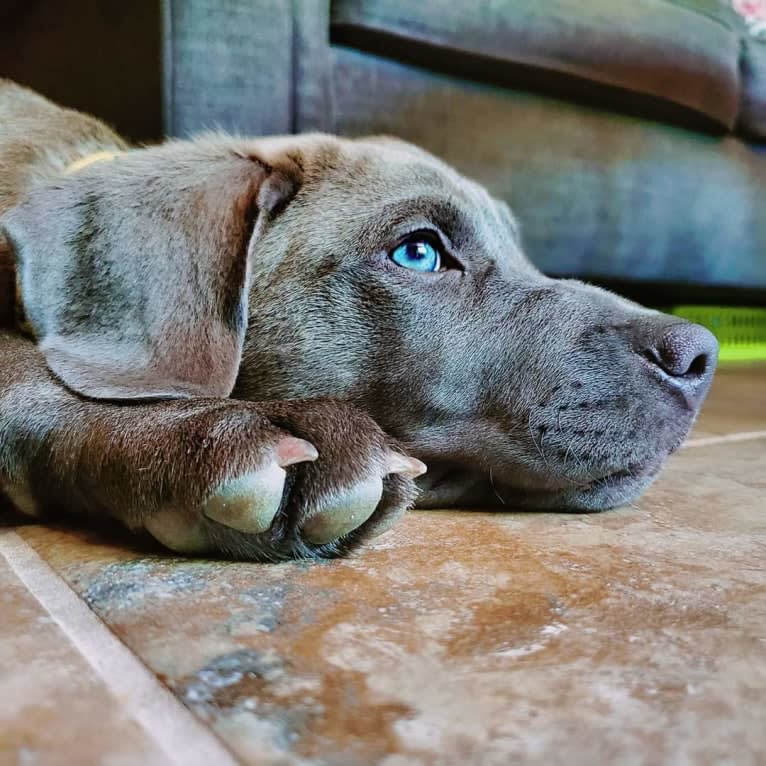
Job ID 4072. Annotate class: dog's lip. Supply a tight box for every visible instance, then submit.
[415,454,668,510]
[585,459,661,491]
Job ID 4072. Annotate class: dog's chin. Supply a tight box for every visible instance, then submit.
[534,463,661,512]
[414,458,664,512]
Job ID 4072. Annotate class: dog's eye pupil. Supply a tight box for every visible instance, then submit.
[390,239,442,272]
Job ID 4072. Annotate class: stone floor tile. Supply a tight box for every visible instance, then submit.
[12,434,766,766]
[0,540,170,766]
[0,531,241,766]
[690,363,766,439]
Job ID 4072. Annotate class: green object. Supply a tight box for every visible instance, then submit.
[669,306,766,362]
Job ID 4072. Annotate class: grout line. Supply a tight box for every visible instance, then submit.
[0,530,241,766]
[683,430,766,449]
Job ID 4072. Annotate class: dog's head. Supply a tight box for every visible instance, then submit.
[3,134,718,511]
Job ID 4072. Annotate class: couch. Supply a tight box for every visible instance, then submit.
[4,0,766,303]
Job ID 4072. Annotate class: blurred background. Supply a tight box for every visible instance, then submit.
[3,0,765,335]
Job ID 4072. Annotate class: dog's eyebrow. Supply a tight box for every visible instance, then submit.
[366,196,477,245]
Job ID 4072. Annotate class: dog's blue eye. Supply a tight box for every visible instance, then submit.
[390,239,442,272]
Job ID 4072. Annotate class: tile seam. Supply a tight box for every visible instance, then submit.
[682,430,766,449]
[0,530,241,766]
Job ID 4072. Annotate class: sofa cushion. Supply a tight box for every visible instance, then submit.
[731,0,766,138]
[331,0,742,130]
[163,0,333,138]
[739,38,766,136]
[668,0,744,28]
[330,46,766,291]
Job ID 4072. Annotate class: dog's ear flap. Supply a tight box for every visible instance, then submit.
[2,144,302,400]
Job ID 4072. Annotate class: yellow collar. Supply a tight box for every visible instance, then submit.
[65,150,122,175]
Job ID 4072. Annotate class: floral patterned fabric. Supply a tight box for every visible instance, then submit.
[733,0,766,38]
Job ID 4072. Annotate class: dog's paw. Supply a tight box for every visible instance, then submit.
[142,400,424,560]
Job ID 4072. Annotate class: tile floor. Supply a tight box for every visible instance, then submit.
[1,365,765,766]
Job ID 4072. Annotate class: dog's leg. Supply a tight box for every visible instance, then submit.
[0,331,422,560]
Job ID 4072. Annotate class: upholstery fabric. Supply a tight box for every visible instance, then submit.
[331,47,766,289]
[669,0,744,28]
[163,0,292,137]
[7,0,763,291]
[740,39,766,136]
[731,0,766,138]
[331,0,742,129]
[162,0,332,137]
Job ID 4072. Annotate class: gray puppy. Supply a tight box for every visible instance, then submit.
[0,80,718,560]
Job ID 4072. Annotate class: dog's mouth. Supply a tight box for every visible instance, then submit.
[414,454,667,512]
[558,458,664,511]
[582,458,661,491]
[403,380,698,513]
[518,457,665,510]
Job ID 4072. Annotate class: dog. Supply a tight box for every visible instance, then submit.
[0,80,718,560]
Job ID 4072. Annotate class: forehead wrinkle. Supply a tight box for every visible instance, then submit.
[356,195,482,249]
[309,145,512,266]
[449,178,523,267]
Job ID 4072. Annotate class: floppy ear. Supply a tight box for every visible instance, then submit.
[1,140,302,400]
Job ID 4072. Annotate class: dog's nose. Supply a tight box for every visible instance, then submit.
[644,322,719,406]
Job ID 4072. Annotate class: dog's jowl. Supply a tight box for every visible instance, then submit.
[0,80,718,560]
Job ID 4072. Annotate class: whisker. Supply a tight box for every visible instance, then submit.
[528,412,560,481]
[488,468,507,506]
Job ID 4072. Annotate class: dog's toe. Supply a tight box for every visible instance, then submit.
[301,475,384,544]
[202,436,317,534]
[300,451,426,545]
[202,466,285,533]
[145,508,212,553]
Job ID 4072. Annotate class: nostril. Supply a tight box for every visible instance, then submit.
[645,322,719,381]
[686,352,708,378]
